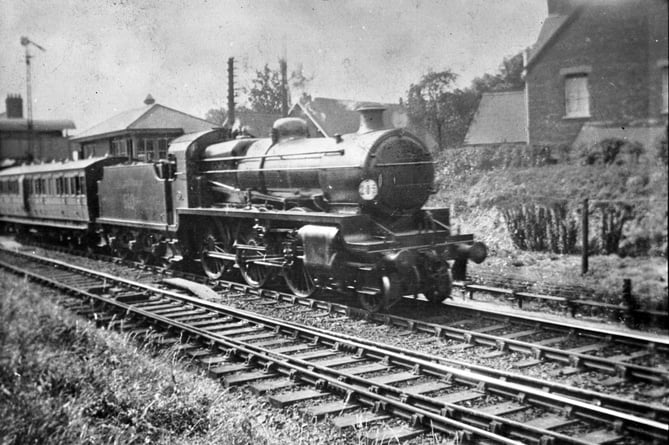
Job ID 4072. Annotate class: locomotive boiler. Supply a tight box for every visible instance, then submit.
[169,104,487,311]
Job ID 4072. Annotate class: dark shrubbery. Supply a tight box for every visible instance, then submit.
[499,200,578,254]
[439,143,571,178]
[435,136,667,257]
[580,138,644,166]
[499,199,642,256]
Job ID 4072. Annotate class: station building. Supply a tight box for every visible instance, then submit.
[71,95,215,161]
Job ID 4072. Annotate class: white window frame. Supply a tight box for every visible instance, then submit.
[564,73,590,118]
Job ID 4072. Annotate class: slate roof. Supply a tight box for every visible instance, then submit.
[289,97,410,136]
[288,97,437,151]
[525,5,583,70]
[71,104,215,142]
[463,91,527,145]
[224,110,282,138]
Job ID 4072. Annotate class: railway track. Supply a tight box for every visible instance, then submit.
[8,242,669,388]
[1,247,667,444]
[19,238,667,329]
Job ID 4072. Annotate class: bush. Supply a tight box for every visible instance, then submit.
[499,200,578,254]
[580,138,644,166]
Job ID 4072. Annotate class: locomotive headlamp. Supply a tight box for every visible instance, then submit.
[358,179,378,200]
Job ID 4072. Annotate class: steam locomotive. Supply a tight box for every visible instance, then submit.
[0,105,486,311]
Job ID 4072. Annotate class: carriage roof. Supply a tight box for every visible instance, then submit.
[0,157,126,177]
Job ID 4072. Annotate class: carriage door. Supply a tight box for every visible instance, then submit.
[20,175,30,212]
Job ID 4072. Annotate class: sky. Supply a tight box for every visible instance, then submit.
[1,0,547,134]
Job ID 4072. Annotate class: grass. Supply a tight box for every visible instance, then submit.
[468,250,668,311]
[427,144,668,309]
[0,275,345,445]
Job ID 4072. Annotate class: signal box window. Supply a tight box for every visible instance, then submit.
[564,74,590,118]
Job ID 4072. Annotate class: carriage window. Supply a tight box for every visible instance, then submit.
[41,179,46,195]
[56,177,62,195]
[0,180,5,194]
[74,176,84,195]
[64,177,70,195]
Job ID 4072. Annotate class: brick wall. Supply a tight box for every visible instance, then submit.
[527,0,668,146]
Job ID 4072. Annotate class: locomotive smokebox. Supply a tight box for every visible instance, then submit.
[356,103,387,133]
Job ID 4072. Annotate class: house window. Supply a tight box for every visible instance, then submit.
[158,139,168,159]
[112,137,130,157]
[564,74,590,118]
[136,137,173,161]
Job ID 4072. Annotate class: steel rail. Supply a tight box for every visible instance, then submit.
[5,243,668,385]
[452,281,667,324]
[215,279,669,384]
[0,257,525,444]
[1,251,667,443]
[278,318,669,424]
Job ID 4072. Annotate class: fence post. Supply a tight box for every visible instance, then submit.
[622,278,639,328]
[581,198,589,274]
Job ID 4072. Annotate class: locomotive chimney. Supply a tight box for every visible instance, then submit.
[356,103,386,133]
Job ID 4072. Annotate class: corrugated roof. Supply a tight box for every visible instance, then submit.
[0,118,75,132]
[464,91,527,145]
[71,104,215,141]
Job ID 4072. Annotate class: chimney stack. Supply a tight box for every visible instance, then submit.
[547,0,573,15]
[5,94,23,118]
[356,103,386,133]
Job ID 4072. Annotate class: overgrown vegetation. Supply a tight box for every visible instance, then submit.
[432,132,668,258]
[0,277,340,445]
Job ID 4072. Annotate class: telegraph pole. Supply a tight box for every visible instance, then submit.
[20,36,46,156]
[279,58,288,117]
[227,57,235,129]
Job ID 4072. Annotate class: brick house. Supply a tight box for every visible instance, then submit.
[71,95,215,161]
[524,0,668,147]
[0,94,75,164]
[465,0,667,149]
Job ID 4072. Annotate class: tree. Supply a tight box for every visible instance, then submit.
[246,64,284,113]
[244,62,313,114]
[406,69,476,149]
[406,52,525,150]
[471,52,524,94]
[205,107,227,125]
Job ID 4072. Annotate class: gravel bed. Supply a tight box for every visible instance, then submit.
[10,244,667,442]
